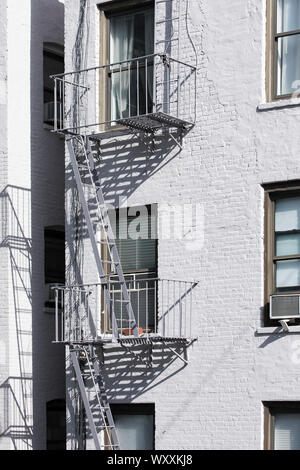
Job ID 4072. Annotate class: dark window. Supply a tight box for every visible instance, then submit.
[46,399,66,450]
[44,227,65,285]
[264,402,300,450]
[43,43,64,125]
[110,404,155,450]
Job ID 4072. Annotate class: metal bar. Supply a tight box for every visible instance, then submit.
[161,341,188,365]
[54,79,58,132]
[146,58,148,114]
[179,282,182,337]
[129,61,131,117]
[137,60,140,116]
[70,350,101,450]
[55,288,59,342]
[67,138,119,338]
[146,281,149,334]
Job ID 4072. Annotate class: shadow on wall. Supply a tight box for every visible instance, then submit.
[66,130,183,243]
[100,341,192,403]
[0,377,33,450]
[0,185,33,450]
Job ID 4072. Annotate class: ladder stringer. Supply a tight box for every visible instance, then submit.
[70,346,120,450]
[83,136,139,338]
[67,137,119,339]
[70,349,102,450]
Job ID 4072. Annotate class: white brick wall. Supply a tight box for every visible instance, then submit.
[64,0,300,450]
[0,0,65,450]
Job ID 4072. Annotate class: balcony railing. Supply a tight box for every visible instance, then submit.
[53,274,198,344]
[51,54,196,137]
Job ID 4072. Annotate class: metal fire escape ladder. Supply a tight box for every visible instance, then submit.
[70,346,120,450]
[67,135,139,340]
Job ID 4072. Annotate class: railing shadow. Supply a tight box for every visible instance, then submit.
[0,377,33,450]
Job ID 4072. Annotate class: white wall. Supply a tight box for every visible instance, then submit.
[0,0,65,450]
[64,0,300,450]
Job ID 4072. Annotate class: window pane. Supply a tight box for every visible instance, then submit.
[277,0,300,33]
[110,9,154,63]
[275,197,300,231]
[114,414,153,450]
[274,413,300,450]
[276,233,300,255]
[277,34,300,96]
[43,52,64,103]
[276,259,300,290]
[110,8,154,120]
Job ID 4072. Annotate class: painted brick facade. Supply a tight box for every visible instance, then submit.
[0,0,65,450]
[63,0,300,450]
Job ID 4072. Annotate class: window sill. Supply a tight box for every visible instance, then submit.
[256,326,300,335]
[257,97,300,112]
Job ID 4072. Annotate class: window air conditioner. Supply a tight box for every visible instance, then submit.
[44,101,61,125]
[45,283,62,310]
[269,294,300,320]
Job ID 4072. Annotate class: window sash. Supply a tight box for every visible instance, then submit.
[273,0,300,98]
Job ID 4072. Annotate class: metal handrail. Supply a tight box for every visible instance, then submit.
[51,53,197,135]
[50,53,196,79]
[53,277,197,343]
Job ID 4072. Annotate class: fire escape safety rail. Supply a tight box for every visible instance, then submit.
[51,43,197,450]
[51,53,196,138]
[54,277,198,345]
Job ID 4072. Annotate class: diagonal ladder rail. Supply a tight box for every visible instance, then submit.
[67,135,139,339]
[70,346,120,450]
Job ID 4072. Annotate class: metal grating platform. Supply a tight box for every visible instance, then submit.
[118,112,194,134]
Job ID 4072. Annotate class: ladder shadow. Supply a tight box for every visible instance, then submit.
[65,130,184,241]
[0,377,33,450]
[0,186,33,450]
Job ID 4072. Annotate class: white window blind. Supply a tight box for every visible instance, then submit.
[115,207,157,273]
[274,412,300,449]
[113,414,154,450]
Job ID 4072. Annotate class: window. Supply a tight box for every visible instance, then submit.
[44,226,65,310]
[264,181,300,325]
[264,403,300,450]
[99,1,154,123]
[46,399,66,450]
[43,43,64,125]
[108,205,157,332]
[110,404,154,450]
[267,0,300,100]
[114,205,157,274]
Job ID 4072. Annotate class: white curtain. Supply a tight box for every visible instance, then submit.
[277,0,300,95]
[110,10,154,120]
[110,15,134,120]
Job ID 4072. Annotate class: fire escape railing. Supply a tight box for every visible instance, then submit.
[53,276,198,344]
[51,53,196,136]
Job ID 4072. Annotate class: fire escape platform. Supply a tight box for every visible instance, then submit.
[55,335,194,346]
[84,112,194,140]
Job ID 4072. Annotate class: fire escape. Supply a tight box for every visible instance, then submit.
[51,0,197,451]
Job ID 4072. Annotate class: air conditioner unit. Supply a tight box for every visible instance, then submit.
[269,294,300,320]
[45,283,62,310]
[43,101,62,125]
